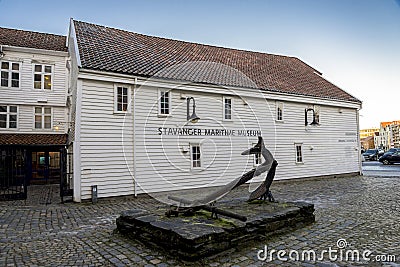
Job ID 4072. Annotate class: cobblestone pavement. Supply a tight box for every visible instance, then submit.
[1,175,399,267]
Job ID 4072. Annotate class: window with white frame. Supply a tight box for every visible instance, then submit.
[34,64,52,90]
[115,85,130,112]
[276,101,283,121]
[191,144,201,168]
[223,97,232,120]
[1,61,20,88]
[159,90,170,115]
[295,143,303,163]
[0,105,18,128]
[253,143,262,166]
[34,107,52,129]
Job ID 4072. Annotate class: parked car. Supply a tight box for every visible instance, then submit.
[379,151,400,165]
[382,148,400,157]
[362,149,379,161]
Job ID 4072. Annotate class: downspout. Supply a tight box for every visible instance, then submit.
[133,77,137,196]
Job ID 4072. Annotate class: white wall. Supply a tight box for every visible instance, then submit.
[78,79,135,200]
[76,77,360,200]
[0,48,68,134]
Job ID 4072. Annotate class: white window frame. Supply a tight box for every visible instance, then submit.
[276,101,284,122]
[34,106,52,130]
[190,143,202,169]
[158,89,171,116]
[253,142,262,166]
[223,96,233,121]
[1,60,20,88]
[295,143,303,164]
[33,64,53,90]
[0,105,18,129]
[114,84,131,113]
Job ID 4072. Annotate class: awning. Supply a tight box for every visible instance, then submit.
[0,133,67,146]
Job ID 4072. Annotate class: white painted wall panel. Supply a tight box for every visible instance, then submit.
[79,80,135,200]
[77,78,360,200]
[0,50,67,106]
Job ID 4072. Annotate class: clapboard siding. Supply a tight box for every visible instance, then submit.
[0,50,67,106]
[133,85,359,195]
[79,79,134,199]
[0,48,68,135]
[76,78,360,200]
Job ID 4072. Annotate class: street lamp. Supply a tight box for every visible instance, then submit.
[187,97,200,123]
[305,108,319,126]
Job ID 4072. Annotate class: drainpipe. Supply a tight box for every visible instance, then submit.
[132,77,137,196]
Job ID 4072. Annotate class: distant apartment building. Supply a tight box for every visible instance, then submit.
[375,121,400,150]
[360,127,379,139]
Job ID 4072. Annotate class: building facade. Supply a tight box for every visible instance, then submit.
[360,127,379,139]
[375,121,400,150]
[0,27,69,200]
[67,20,362,202]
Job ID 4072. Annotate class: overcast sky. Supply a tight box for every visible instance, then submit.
[1,0,399,129]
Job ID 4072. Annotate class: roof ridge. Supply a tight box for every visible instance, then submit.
[72,19,361,104]
[73,19,297,61]
[0,26,66,38]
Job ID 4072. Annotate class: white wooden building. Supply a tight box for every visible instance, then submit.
[0,27,69,199]
[67,19,362,202]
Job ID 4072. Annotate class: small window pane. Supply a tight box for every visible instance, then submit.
[12,63,19,70]
[0,114,6,128]
[1,62,9,69]
[44,107,51,114]
[35,107,42,114]
[11,80,19,88]
[44,66,52,73]
[9,115,17,128]
[44,116,51,129]
[35,115,42,128]
[35,65,42,72]
[34,81,41,89]
[9,106,17,113]
[1,71,9,87]
[0,106,6,112]
[44,75,51,89]
[11,73,19,87]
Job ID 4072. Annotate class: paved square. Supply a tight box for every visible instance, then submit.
[1,175,399,266]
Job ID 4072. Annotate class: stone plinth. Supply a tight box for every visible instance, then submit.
[116,199,314,260]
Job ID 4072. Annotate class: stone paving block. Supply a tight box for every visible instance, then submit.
[0,176,399,266]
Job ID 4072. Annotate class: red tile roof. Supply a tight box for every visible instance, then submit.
[0,134,67,146]
[0,27,67,52]
[73,20,361,103]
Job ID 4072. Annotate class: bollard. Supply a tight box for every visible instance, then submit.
[91,185,98,204]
